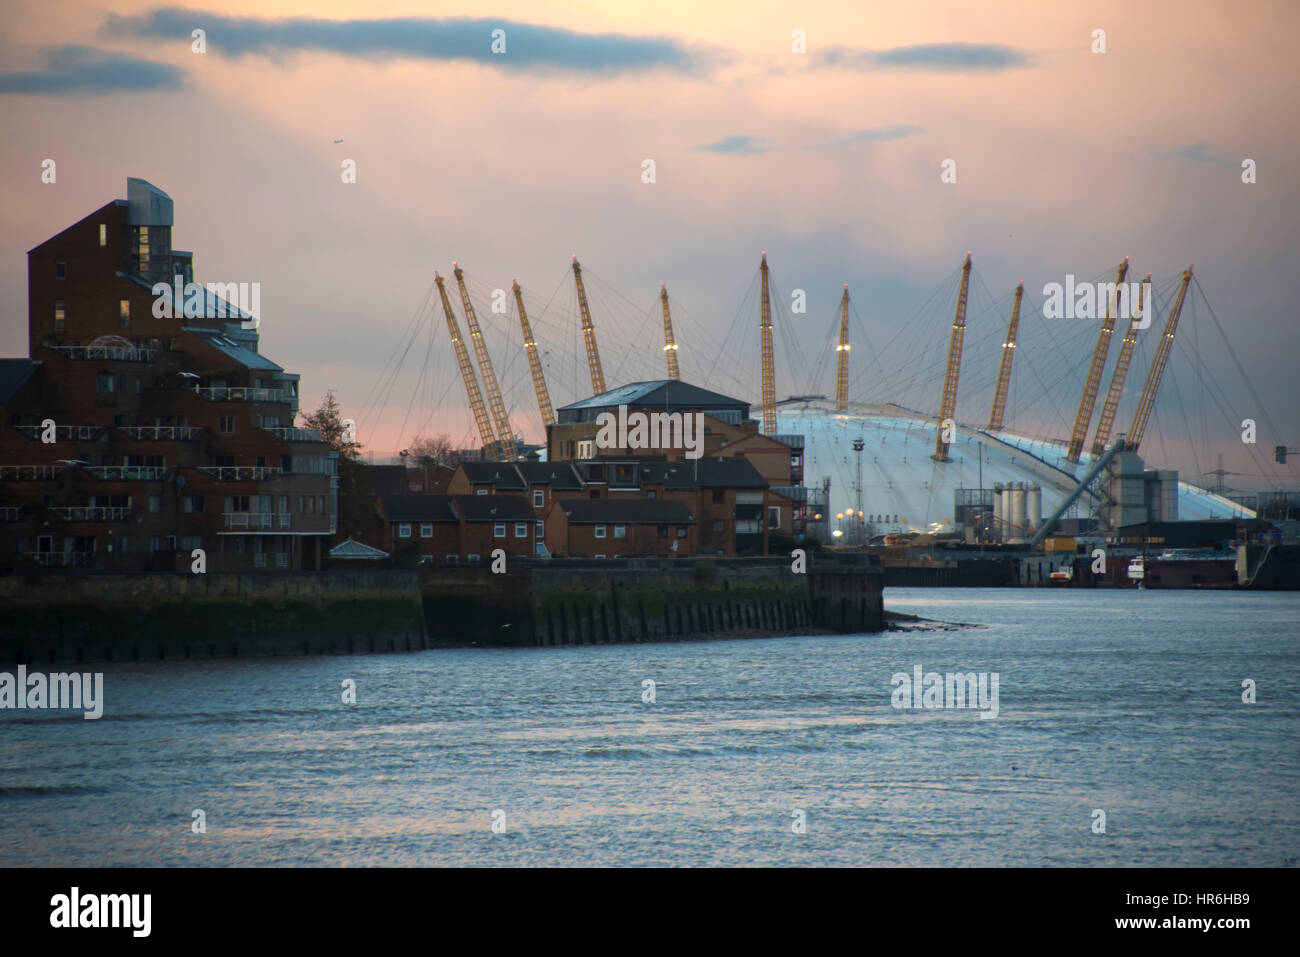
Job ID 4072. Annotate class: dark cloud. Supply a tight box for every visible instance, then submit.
[699,125,924,155]
[103,8,712,74]
[818,42,1029,72]
[0,45,185,95]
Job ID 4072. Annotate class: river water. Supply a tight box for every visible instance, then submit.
[1,587,1296,866]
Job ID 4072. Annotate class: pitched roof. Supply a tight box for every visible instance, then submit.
[451,494,536,522]
[0,359,40,402]
[665,457,769,488]
[515,460,583,489]
[383,494,457,522]
[557,380,749,413]
[329,537,389,559]
[558,499,694,524]
[457,461,526,489]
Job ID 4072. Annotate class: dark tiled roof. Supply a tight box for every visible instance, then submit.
[688,457,768,488]
[558,499,694,524]
[383,494,457,522]
[452,494,535,522]
[557,379,749,413]
[458,461,526,489]
[0,359,40,402]
[516,460,583,489]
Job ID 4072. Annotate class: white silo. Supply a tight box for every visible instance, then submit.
[1028,483,1042,531]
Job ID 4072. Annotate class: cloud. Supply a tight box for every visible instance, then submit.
[103,8,713,75]
[1150,143,1239,170]
[699,125,924,155]
[816,42,1029,72]
[0,45,185,95]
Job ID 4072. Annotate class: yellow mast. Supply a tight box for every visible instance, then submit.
[435,271,498,459]
[513,279,555,428]
[1128,267,1193,451]
[660,284,680,380]
[835,284,850,412]
[934,253,972,461]
[987,281,1024,431]
[1066,258,1129,464]
[759,252,776,434]
[453,262,514,459]
[1091,274,1150,456]
[571,256,607,396]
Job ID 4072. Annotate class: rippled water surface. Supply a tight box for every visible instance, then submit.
[2,587,1297,866]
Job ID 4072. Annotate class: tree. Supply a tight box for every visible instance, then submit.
[405,433,458,466]
[300,391,370,542]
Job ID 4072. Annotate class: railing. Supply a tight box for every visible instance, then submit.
[197,466,284,481]
[48,506,131,521]
[192,386,292,403]
[262,427,323,442]
[86,466,165,480]
[0,507,25,521]
[275,553,289,568]
[224,512,274,529]
[0,465,65,480]
[48,345,156,362]
[25,552,94,567]
[13,424,103,441]
[117,426,202,440]
[278,513,290,528]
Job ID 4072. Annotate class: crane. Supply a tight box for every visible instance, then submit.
[933,253,972,462]
[660,284,680,380]
[513,280,555,429]
[835,285,850,412]
[987,281,1024,431]
[1128,267,1193,451]
[1091,275,1150,457]
[571,256,607,396]
[453,263,515,459]
[1066,258,1129,465]
[759,252,776,434]
[435,271,499,459]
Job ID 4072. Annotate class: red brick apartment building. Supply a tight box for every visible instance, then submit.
[0,178,336,572]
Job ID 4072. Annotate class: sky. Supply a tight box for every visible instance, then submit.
[2,0,1297,492]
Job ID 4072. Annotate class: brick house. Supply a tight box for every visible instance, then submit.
[544,498,695,558]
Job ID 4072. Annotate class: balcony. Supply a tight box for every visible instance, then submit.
[48,344,156,362]
[225,511,274,529]
[197,466,284,481]
[48,506,131,521]
[86,466,166,480]
[0,465,65,480]
[192,386,292,403]
[224,512,294,530]
[262,427,323,442]
[0,507,25,521]
[24,552,94,567]
[14,424,104,441]
[117,426,202,440]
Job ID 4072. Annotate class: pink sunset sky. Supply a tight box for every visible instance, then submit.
[2,0,1297,490]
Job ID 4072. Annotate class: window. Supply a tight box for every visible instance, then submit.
[278,495,288,514]
[148,496,161,513]
[166,535,177,551]
[299,496,306,514]
[134,376,142,394]
[533,490,544,508]
[712,490,725,505]
[445,554,458,563]
[183,496,204,513]
[594,554,606,560]
[95,371,115,393]
[119,300,130,327]
[55,262,66,279]
[467,554,480,563]
[514,523,528,538]
[54,301,65,332]
[594,524,606,539]
[183,536,202,551]
[768,507,781,529]
[421,523,432,538]
[677,527,687,538]
[493,523,506,538]
[233,536,245,553]
[536,521,544,537]
[647,490,656,499]
[150,536,161,551]
[98,223,107,246]
[219,416,234,434]
[614,524,626,539]
[309,497,316,515]
[117,537,128,554]
[319,495,326,513]
[399,523,412,538]
[658,525,668,539]
[476,489,488,496]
